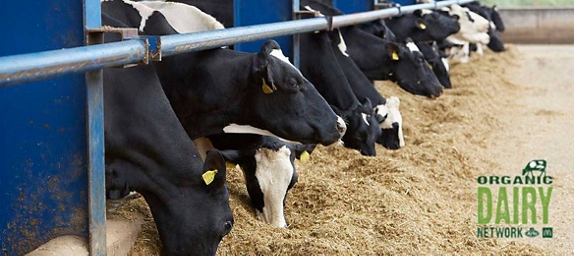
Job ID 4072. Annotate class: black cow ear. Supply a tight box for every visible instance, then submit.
[414,9,423,17]
[414,18,427,30]
[386,42,401,61]
[201,150,227,187]
[219,149,241,164]
[361,98,373,110]
[255,40,280,93]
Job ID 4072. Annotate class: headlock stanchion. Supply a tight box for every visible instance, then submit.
[0,0,474,254]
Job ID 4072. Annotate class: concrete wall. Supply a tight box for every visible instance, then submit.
[499,8,574,44]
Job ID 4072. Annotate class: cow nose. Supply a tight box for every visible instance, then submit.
[336,116,347,136]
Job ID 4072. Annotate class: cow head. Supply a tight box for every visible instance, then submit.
[377,97,404,149]
[139,150,233,255]
[231,40,346,145]
[387,39,443,98]
[335,98,381,156]
[220,138,313,228]
[414,9,461,41]
[487,26,505,52]
[489,5,505,32]
[416,41,452,89]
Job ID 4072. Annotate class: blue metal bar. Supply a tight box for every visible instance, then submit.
[0,40,147,86]
[292,0,301,69]
[0,0,474,86]
[83,0,106,254]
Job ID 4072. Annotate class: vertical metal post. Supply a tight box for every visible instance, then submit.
[83,0,106,255]
[292,0,301,69]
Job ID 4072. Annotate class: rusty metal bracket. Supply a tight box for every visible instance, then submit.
[86,27,152,66]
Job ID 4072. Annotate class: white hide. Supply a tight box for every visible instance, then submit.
[337,31,350,57]
[380,97,405,148]
[253,146,293,228]
[138,1,224,33]
[405,41,420,53]
[269,49,303,76]
[122,0,155,32]
[361,113,370,126]
[447,4,490,44]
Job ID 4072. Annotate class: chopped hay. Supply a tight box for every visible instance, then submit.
[126,45,544,255]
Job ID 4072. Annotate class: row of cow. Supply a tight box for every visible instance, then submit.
[99,0,505,254]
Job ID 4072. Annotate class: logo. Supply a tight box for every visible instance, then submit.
[476,160,554,238]
[525,228,539,238]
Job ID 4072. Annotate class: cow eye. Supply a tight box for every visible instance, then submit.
[223,221,233,236]
[287,80,298,88]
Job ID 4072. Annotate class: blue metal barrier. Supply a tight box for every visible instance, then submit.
[0,0,473,254]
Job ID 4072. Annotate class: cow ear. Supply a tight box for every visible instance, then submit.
[219,149,241,165]
[361,97,373,111]
[255,40,280,93]
[450,14,460,21]
[201,150,227,187]
[386,42,400,61]
[414,18,427,30]
[413,9,423,17]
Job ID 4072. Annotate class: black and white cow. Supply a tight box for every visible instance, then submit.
[208,134,315,228]
[102,61,233,255]
[327,29,405,150]
[385,9,460,42]
[463,2,505,52]
[299,27,380,156]
[300,0,443,98]
[102,0,346,146]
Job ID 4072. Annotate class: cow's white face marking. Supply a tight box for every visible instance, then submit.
[441,57,450,72]
[380,97,404,147]
[269,49,303,76]
[405,41,420,53]
[254,146,293,228]
[361,113,370,126]
[337,31,350,57]
[138,1,224,33]
[123,0,155,32]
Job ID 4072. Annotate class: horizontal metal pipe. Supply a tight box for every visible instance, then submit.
[0,0,475,86]
[331,8,400,28]
[161,17,327,56]
[0,40,147,86]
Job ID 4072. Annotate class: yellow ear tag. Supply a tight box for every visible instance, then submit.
[202,169,218,185]
[300,151,310,163]
[419,23,426,30]
[261,78,274,94]
[391,51,400,61]
[226,162,236,169]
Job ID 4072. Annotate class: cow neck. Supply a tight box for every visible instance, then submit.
[341,27,395,81]
[331,38,386,106]
[154,49,253,139]
[103,68,204,199]
[301,32,359,111]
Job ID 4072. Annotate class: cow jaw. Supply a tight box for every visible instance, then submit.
[254,146,293,228]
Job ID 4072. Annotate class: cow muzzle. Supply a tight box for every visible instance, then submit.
[336,116,347,137]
